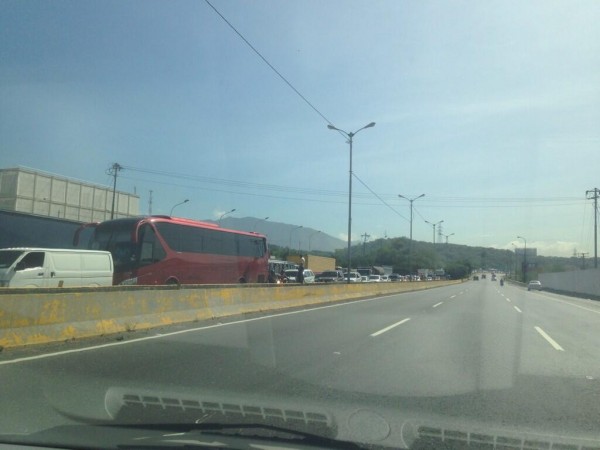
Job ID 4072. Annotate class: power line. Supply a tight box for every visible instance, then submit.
[204,0,334,126]
[352,172,408,222]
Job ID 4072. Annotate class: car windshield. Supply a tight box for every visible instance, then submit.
[0,251,23,269]
[2,1,600,449]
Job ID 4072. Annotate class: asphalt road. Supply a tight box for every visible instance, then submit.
[3,279,600,447]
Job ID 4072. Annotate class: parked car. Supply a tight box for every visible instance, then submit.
[315,270,344,283]
[388,273,402,282]
[528,280,542,291]
[369,274,382,282]
[381,275,389,282]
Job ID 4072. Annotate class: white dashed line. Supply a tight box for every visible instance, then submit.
[370,318,411,337]
[535,326,564,351]
[433,302,443,308]
[514,306,522,313]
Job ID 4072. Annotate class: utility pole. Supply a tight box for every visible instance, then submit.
[148,190,153,215]
[587,188,599,268]
[361,232,370,256]
[575,252,589,269]
[107,163,122,220]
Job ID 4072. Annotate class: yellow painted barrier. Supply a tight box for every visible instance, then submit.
[0,280,462,348]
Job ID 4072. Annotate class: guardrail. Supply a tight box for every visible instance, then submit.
[0,280,462,349]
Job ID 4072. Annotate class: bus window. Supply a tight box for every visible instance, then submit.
[138,224,166,266]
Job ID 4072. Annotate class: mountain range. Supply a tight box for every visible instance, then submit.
[208,217,346,253]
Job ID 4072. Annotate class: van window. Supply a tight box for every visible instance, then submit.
[18,252,45,270]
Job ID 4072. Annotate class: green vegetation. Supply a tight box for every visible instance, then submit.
[271,237,582,279]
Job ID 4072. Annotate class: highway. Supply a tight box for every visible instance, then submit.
[2,279,600,447]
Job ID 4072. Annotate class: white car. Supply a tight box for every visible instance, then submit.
[343,272,362,282]
[527,280,542,291]
[303,269,315,283]
[369,274,382,282]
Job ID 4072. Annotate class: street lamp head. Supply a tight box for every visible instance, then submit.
[365,122,376,128]
[327,124,337,130]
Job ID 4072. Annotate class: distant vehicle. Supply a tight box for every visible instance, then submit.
[284,268,315,283]
[481,273,487,279]
[315,270,344,283]
[357,267,373,279]
[343,272,362,282]
[369,274,382,282]
[528,280,542,291]
[0,248,113,288]
[473,275,479,281]
[75,216,269,285]
[381,275,389,282]
[388,273,402,282]
[302,269,315,283]
[284,269,300,282]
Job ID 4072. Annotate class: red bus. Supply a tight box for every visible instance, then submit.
[74,216,269,285]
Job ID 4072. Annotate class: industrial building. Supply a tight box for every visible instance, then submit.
[0,167,139,222]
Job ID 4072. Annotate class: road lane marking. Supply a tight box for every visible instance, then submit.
[514,306,522,313]
[506,298,511,303]
[433,302,443,308]
[450,295,456,299]
[370,318,411,337]
[537,294,600,316]
[534,326,564,351]
[0,285,449,365]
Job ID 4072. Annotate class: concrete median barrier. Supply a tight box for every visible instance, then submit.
[0,280,461,349]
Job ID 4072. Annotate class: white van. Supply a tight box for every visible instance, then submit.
[0,248,114,288]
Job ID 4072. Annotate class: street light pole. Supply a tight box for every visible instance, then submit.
[170,199,189,216]
[443,232,455,244]
[517,236,527,283]
[218,208,236,225]
[252,216,269,231]
[425,220,444,244]
[289,225,303,250]
[328,122,376,283]
[308,231,321,252]
[399,194,425,274]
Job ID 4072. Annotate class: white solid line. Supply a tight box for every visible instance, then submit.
[370,318,411,337]
[535,326,565,351]
[0,289,426,366]
[433,302,443,308]
[514,306,522,313]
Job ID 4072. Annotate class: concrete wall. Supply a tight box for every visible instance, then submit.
[0,280,461,348]
[539,268,600,298]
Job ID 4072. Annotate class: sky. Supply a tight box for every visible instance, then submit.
[1,0,599,256]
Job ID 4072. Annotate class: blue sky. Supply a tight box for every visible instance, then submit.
[1,0,599,256]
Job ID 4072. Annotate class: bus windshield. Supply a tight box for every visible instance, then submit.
[91,224,138,271]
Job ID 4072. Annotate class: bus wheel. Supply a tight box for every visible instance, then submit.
[166,278,180,286]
